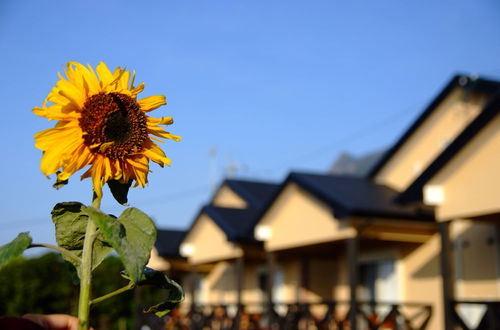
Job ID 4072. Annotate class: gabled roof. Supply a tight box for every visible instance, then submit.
[202,205,258,242]
[155,229,187,258]
[215,179,280,208]
[397,92,500,203]
[260,172,434,221]
[186,178,280,243]
[368,75,500,179]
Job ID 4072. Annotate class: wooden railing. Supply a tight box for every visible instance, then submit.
[164,300,432,330]
[452,300,500,330]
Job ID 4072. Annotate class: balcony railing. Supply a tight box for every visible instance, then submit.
[452,300,500,330]
[164,300,432,330]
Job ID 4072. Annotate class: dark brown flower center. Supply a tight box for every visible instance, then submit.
[79,92,148,159]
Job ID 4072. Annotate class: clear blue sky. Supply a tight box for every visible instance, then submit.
[1,0,500,247]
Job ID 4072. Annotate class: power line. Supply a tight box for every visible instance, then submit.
[275,103,421,167]
[131,184,211,207]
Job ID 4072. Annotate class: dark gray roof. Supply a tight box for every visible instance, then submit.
[154,229,187,258]
[184,178,280,243]
[368,75,500,179]
[202,205,258,242]
[269,172,434,221]
[217,179,280,208]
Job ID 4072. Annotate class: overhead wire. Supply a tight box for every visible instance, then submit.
[269,102,423,170]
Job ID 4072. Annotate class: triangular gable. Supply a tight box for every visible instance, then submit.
[256,182,357,251]
[211,179,279,209]
[225,180,280,208]
[212,184,248,208]
[368,75,499,192]
[398,94,500,220]
[254,172,435,251]
[181,212,243,265]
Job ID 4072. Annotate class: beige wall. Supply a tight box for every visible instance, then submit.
[212,185,247,208]
[203,261,238,304]
[402,234,444,330]
[193,260,266,314]
[427,114,500,220]
[259,183,356,251]
[275,257,337,304]
[183,213,243,265]
[375,88,486,191]
[451,220,500,300]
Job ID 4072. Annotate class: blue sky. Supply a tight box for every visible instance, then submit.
[1,0,500,248]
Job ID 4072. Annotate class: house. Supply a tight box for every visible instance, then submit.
[253,172,436,329]
[367,75,500,330]
[394,90,500,329]
[178,179,279,326]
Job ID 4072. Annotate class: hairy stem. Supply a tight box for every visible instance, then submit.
[77,193,102,330]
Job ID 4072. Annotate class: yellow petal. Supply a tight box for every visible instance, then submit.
[138,95,166,112]
[58,145,94,181]
[55,77,85,108]
[143,141,171,166]
[33,105,80,121]
[96,62,114,87]
[130,82,145,96]
[118,70,130,91]
[148,116,173,126]
[39,133,82,176]
[102,156,112,182]
[148,127,182,142]
[91,156,105,197]
[35,125,81,151]
[127,156,149,187]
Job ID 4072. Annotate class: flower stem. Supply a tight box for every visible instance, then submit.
[77,193,102,330]
[90,282,135,305]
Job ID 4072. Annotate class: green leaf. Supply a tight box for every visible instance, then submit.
[84,207,156,283]
[131,267,184,317]
[0,232,32,268]
[51,202,112,275]
[107,180,133,205]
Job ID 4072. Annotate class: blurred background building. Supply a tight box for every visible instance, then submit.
[150,74,500,330]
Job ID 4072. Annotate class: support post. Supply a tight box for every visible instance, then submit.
[266,251,276,328]
[439,221,455,330]
[189,266,198,312]
[234,255,244,328]
[347,236,359,330]
[299,256,310,303]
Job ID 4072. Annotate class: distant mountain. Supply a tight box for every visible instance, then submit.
[330,150,385,176]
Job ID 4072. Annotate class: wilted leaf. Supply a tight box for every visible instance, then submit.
[51,202,112,275]
[107,180,133,205]
[84,207,156,283]
[130,267,184,317]
[0,232,32,269]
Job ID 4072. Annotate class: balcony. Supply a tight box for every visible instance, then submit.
[165,300,432,330]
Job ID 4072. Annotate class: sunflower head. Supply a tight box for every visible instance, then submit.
[34,61,180,199]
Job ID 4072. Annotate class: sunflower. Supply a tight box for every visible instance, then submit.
[34,61,180,197]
